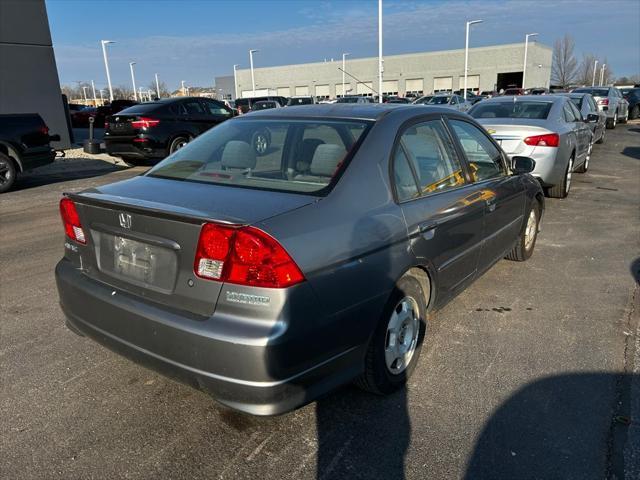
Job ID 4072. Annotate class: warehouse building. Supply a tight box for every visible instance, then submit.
[216,42,551,100]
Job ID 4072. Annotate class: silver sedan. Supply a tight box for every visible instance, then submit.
[469,95,593,198]
[572,87,629,129]
[419,94,472,112]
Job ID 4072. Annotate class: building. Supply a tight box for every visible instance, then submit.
[0,0,71,149]
[217,42,551,100]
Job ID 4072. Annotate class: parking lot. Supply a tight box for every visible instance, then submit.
[1,124,639,479]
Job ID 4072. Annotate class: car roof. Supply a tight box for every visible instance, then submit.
[479,94,562,104]
[236,103,454,121]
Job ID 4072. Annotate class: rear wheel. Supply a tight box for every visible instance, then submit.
[506,202,540,261]
[575,143,591,173]
[606,112,617,129]
[356,274,428,395]
[547,155,573,199]
[169,136,189,154]
[630,105,640,120]
[0,152,17,193]
[620,109,628,124]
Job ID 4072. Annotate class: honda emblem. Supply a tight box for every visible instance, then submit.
[118,212,132,229]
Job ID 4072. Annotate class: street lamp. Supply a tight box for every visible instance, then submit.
[600,64,606,86]
[233,64,239,100]
[82,86,88,104]
[341,53,350,98]
[592,60,598,87]
[91,80,97,106]
[101,40,115,101]
[378,0,383,103]
[155,73,160,98]
[181,80,186,96]
[522,33,538,91]
[129,62,138,101]
[464,19,483,101]
[249,49,259,96]
[99,89,105,105]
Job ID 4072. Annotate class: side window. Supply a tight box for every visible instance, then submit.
[563,103,577,122]
[398,120,465,195]
[183,101,205,115]
[587,96,597,112]
[449,119,505,182]
[393,148,420,202]
[568,101,583,121]
[203,100,230,116]
[170,103,187,116]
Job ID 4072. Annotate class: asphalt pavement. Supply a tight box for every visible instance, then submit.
[1,125,639,479]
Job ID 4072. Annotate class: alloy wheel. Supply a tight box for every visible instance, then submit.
[384,296,420,375]
[254,134,268,154]
[565,158,573,195]
[0,159,13,187]
[524,208,538,251]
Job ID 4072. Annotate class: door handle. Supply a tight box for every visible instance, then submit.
[486,198,496,212]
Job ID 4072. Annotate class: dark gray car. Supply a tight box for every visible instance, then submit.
[55,105,544,415]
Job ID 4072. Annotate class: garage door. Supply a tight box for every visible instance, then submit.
[458,75,480,92]
[433,77,453,92]
[356,82,373,96]
[336,83,352,97]
[405,78,423,94]
[382,80,398,95]
[295,86,309,96]
[315,84,330,98]
[277,87,290,97]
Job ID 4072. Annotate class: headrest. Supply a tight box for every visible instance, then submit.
[221,141,256,170]
[310,144,346,176]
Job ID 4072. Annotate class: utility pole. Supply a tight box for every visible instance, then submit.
[249,49,258,96]
[233,64,239,99]
[522,33,538,91]
[91,80,97,106]
[101,40,115,101]
[342,53,350,98]
[600,64,606,86]
[464,20,483,101]
[592,60,598,87]
[155,73,160,98]
[130,62,138,101]
[378,0,383,103]
[82,86,88,104]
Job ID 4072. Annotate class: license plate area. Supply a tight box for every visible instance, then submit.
[93,231,178,293]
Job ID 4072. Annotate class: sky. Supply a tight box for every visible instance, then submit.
[46,0,640,91]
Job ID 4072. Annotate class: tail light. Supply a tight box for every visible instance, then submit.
[59,198,86,244]
[40,125,49,135]
[194,224,304,288]
[524,133,559,147]
[597,98,609,106]
[131,117,160,128]
[104,120,109,130]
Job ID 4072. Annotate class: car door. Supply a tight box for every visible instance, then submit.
[181,99,210,135]
[200,99,233,129]
[393,118,486,299]
[563,101,587,161]
[446,118,526,272]
[568,100,591,152]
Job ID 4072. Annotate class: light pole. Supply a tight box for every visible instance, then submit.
[101,40,115,101]
[138,86,144,102]
[600,64,606,86]
[464,19,483,101]
[129,62,138,101]
[249,49,258,96]
[99,89,105,105]
[181,80,186,96]
[592,60,598,87]
[82,86,88,104]
[341,53,350,98]
[155,73,160,98]
[233,64,239,99]
[91,80,97,106]
[522,32,538,91]
[378,0,383,103]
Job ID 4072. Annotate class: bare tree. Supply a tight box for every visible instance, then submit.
[112,85,134,100]
[576,53,598,86]
[551,35,578,87]
[147,80,170,98]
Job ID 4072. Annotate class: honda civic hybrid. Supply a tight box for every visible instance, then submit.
[56,104,544,415]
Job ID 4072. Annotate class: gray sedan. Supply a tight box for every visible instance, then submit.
[422,94,473,112]
[572,87,629,129]
[56,104,544,415]
[470,95,593,198]
[557,93,607,144]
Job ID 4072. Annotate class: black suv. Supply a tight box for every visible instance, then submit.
[104,97,233,166]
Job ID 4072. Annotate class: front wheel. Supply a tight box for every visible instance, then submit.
[0,152,17,193]
[606,112,617,129]
[575,143,591,173]
[506,202,540,261]
[356,274,428,395]
[620,109,628,124]
[169,136,190,154]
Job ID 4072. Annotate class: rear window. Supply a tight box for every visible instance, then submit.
[116,103,164,115]
[569,97,583,109]
[288,97,313,106]
[470,101,553,120]
[427,96,451,105]
[573,88,609,97]
[146,119,372,194]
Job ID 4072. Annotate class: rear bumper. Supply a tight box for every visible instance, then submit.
[19,147,56,172]
[55,259,364,415]
[507,146,564,186]
[105,137,166,159]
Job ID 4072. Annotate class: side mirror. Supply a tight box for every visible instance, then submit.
[511,156,536,175]
[585,113,599,123]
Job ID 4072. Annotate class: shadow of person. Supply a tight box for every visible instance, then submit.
[465,372,637,480]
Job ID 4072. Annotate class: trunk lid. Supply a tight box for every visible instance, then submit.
[69,176,317,315]
[105,114,138,136]
[477,119,552,154]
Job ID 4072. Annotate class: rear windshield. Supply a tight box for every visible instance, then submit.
[252,102,276,110]
[336,97,360,103]
[146,119,372,194]
[569,97,583,108]
[288,97,313,106]
[573,88,609,97]
[116,103,163,115]
[427,96,451,105]
[470,101,553,119]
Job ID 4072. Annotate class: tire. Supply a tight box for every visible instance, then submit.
[606,112,617,129]
[575,143,591,173]
[251,130,270,155]
[0,152,17,193]
[169,136,189,154]
[506,201,541,261]
[620,109,628,124]
[630,105,640,120]
[547,155,573,199]
[596,128,606,144]
[355,274,428,395]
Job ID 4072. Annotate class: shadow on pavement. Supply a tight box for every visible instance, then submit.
[12,158,128,192]
[621,147,640,161]
[465,373,636,480]
[631,258,640,285]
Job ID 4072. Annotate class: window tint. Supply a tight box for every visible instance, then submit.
[470,101,552,119]
[183,101,205,114]
[203,100,230,115]
[169,103,187,116]
[398,120,465,195]
[449,119,505,182]
[586,96,597,112]
[393,148,420,201]
[563,102,578,122]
